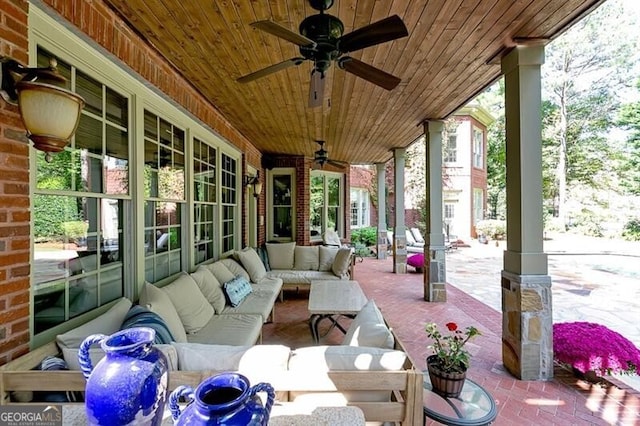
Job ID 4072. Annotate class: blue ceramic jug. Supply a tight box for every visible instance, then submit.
[79,327,169,425]
[169,372,275,425]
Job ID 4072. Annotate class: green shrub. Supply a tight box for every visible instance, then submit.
[350,227,377,246]
[622,219,640,241]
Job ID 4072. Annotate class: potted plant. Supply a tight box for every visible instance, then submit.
[553,322,640,382]
[425,322,481,398]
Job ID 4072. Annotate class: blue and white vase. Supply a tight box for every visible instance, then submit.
[79,327,169,425]
[169,372,275,425]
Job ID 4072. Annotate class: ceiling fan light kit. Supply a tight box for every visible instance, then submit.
[238,0,408,108]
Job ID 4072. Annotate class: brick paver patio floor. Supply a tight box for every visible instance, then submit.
[262,256,640,425]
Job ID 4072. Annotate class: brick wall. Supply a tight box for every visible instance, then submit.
[0,0,31,364]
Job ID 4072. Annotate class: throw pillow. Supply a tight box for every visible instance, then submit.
[293,246,320,271]
[120,305,175,344]
[331,247,353,278]
[255,245,271,271]
[139,282,188,343]
[220,258,251,282]
[190,267,226,313]
[318,246,338,272]
[236,247,267,282]
[205,261,236,284]
[56,297,132,349]
[342,299,395,349]
[266,242,296,270]
[223,276,253,307]
[160,273,215,334]
[407,253,424,269]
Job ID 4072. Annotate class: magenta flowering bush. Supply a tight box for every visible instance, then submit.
[553,322,640,376]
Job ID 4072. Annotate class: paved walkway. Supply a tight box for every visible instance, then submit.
[446,232,640,392]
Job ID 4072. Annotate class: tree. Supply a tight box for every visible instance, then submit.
[618,84,640,196]
[542,0,637,228]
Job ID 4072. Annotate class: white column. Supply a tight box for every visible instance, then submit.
[424,121,447,301]
[393,148,407,273]
[375,163,388,259]
[501,44,553,381]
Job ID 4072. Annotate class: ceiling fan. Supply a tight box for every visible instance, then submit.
[237,0,408,108]
[314,140,348,168]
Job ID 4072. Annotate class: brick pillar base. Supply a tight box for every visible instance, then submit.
[501,271,553,380]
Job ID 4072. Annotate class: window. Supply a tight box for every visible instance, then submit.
[473,188,484,225]
[444,203,455,220]
[310,171,343,239]
[33,48,129,334]
[269,169,294,241]
[221,154,238,254]
[444,135,457,163]
[350,188,369,228]
[143,110,185,283]
[31,7,244,340]
[473,127,484,168]
[193,138,217,264]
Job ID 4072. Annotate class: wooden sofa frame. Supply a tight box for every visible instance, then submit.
[1,324,422,425]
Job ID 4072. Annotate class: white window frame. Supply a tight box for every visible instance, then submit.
[310,170,344,240]
[267,168,296,242]
[350,188,370,229]
[473,127,484,169]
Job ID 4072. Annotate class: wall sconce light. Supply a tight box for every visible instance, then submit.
[1,56,85,162]
[243,171,263,198]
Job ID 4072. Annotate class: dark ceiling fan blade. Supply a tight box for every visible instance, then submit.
[251,20,316,47]
[308,70,325,108]
[338,15,408,53]
[237,57,305,83]
[338,57,401,90]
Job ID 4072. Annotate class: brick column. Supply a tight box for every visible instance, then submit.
[0,0,31,365]
[423,121,447,302]
[501,44,553,381]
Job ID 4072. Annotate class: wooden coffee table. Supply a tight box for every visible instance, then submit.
[308,280,367,343]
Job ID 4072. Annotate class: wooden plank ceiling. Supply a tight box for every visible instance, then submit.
[103,0,603,165]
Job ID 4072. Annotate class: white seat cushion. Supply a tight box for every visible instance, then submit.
[342,299,394,349]
[266,242,296,270]
[140,282,188,343]
[159,272,214,334]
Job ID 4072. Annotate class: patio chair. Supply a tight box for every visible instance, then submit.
[410,227,425,244]
[405,230,424,248]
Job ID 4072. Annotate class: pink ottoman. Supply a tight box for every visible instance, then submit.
[407,253,424,272]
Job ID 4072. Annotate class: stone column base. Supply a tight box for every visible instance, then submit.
[424,247,446,302]
[501,270,553,380]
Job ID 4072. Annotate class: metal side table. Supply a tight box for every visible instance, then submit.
[423,373,497,425]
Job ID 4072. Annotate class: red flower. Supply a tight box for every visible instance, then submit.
[446,322,458,331]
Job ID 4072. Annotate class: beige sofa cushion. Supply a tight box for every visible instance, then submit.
[318,246,338,271]
[220,258,251,282]
[160,272,214,334]
[204,261,235,284]
[235,248,267,282]
[342,299,394,349]
[266,242,296,270]
[185,314,263,346]
[190,267,226,314]
[293,246,320,271]
[331,247,352,278]
[140,282,187,343]
[56,297,132,349]
[62,343,178,371]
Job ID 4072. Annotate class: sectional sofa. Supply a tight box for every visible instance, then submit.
[0,247,422,424]
[257,242,355,296]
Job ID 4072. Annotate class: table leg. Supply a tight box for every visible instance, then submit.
[309,314,321,343]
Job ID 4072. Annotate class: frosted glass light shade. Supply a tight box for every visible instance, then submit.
[253,181,263,197]
[16,81,84,153]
